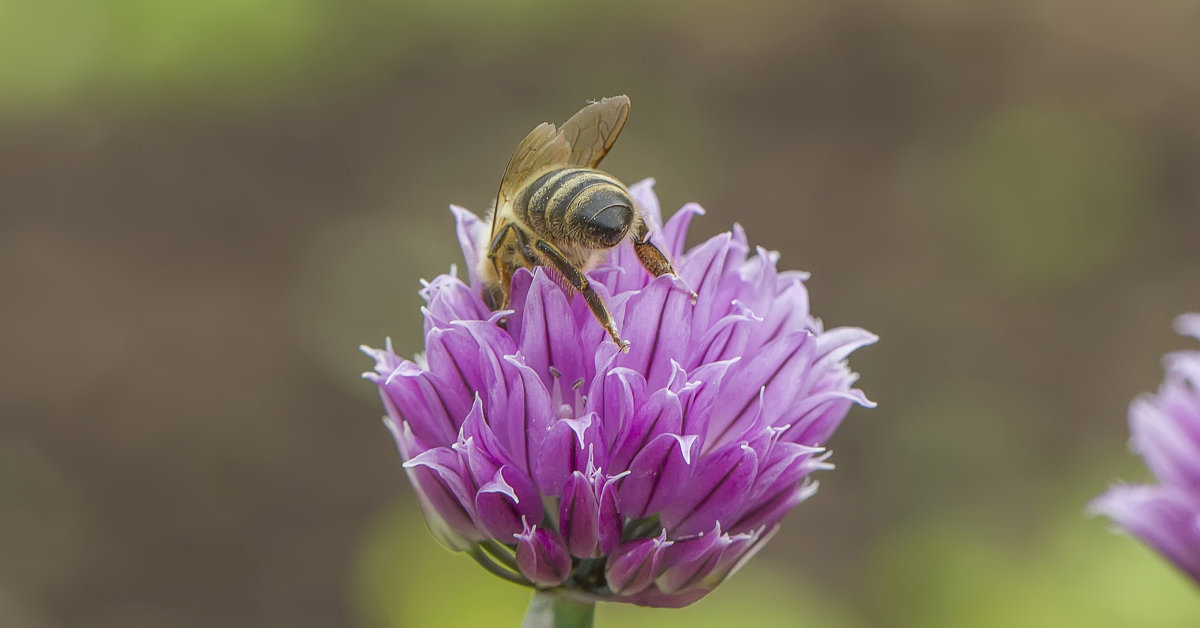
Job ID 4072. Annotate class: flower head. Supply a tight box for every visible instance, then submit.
[1092,314,1200,584]
[363,180,876,606]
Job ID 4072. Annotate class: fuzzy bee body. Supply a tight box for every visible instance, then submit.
[478,96,687,351]
[515,168,635,250]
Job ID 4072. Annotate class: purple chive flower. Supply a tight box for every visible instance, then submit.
[1092,314,1200,585]
[363,180,875,607]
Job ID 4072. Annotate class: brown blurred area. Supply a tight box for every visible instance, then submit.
[3,1,1200,627]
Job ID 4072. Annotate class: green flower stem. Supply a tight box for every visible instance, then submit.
[468,547,527,586]
[482,539,521,572]
[521,591,595,628]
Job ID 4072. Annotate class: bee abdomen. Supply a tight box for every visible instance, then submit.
[520,168,632,246]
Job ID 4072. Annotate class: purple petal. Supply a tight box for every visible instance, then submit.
[814,326,880,367]
[606,532,673,595]
[619,433,698,519]
[456,396,512,485]
[709,525,772,583]
[678,358,740,445]
[450,204,488,286]
[452,320,519,385]
[730,480,820,534]
[475,465,543,540]
[611,276,694,390]
[532,412,602,496]
[1091,484,1200,583]
[778,388,873,447]
[706,330,816,450]
[628,178,663,230]
[508,269,588,393]
[1130,397,1200,492]
[597,473,624,555]
[680,231,750,334]
[361,338,402,378]
[621,587,712,609]
[586,367,646,453]
[401,446,483,545]
[383,416,424,461]
[1174,313,1200,341]
[584,323,625,394]
[609,388,684,473]
[560,471,601,558]
[655,524,729,593]
[661,202,705,260]
[1161,355,1200,419]
[496,355,556,477]
[437,321,528,454]
[531,419,576,497]
[740,420,786,463]
[742,279,812,352]
[407,481,481,552]
[515,521,572,587]
[662,442,759,537]
[424,326,488,405]
[421,274,490,331]
[376,360,463,447]
[745,442,828,507]
[592,241,647,296]
[736,246,783,302]
[687,308,758,369]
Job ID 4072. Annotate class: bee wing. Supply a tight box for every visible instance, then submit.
[559,95,630,168]
[492,122,569,237]
[490,95,630,237]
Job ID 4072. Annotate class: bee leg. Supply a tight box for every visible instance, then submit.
[483,284,504,312]
[486,223,519,309]
[631,221,697,303]
[533,239,630,352]
[509,224,539,267]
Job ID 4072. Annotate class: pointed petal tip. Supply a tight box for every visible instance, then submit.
[608,469,632,483]
[1173,313,1200,341]
[485,309,513,325]
[478,468,520,502]
[677,434,699,464]
[400,447,438,470]
[630,176,657,189]
[1087,482,1146,518]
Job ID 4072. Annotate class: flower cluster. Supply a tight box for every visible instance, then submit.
[363,180,875,606]
[1092,314,1200,585]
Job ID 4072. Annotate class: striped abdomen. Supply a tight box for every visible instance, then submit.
[515,168,635,249]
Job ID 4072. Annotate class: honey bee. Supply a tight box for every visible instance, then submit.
[479,95,688,351]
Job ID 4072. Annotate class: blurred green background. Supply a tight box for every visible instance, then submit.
[3,0,1200,626]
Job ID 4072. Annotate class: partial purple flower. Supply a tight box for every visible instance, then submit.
[363,179,876,606]
[1092,314,1200,584]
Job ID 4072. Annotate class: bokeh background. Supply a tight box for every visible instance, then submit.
[4,1,1200,626]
